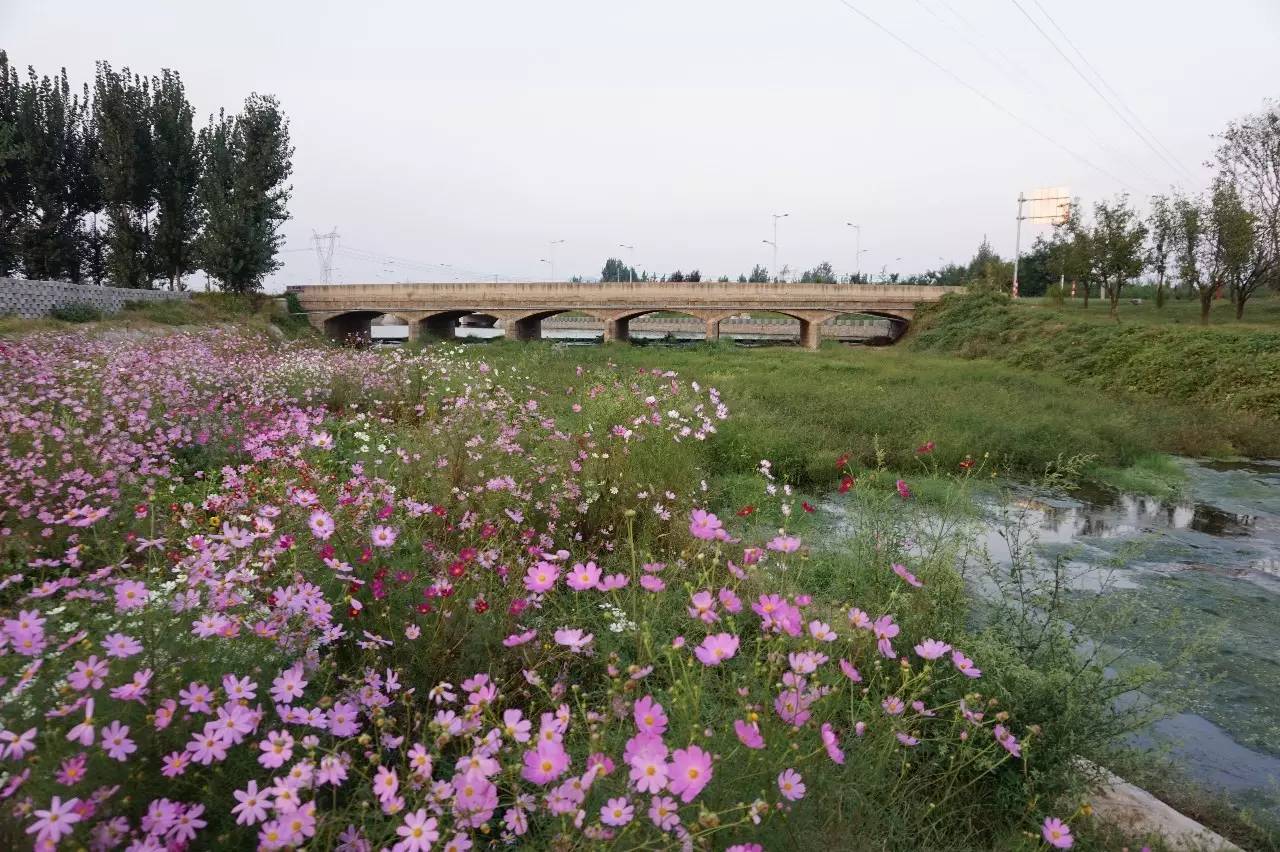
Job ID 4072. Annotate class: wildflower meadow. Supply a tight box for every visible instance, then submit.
[0,329,1086,850]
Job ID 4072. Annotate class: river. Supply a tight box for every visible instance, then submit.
[977,459,1280,819]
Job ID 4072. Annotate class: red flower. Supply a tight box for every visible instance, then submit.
[838,475,854,494]
[736,505,756,517]
[473,598,489,614]
[915,441,935,455]
[802,501,816,513]
[835,452,851,469]
[959,457,975,470]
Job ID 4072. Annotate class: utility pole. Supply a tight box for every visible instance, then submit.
[1012,194,1025,298]
[619,244,635,283]
[548,239,565,282]
[312,227,339,284]
[846,222,862,281]
[771,213,788,282]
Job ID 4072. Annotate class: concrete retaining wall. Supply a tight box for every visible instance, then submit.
[0,278,190,318]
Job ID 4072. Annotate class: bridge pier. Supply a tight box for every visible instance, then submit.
[510,316,542,341]
[418,314,457,341]
[704,318,720,342]
[603,318,629,343]
[799,318,822,351]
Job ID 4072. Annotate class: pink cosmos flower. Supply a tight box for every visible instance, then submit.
[66,698,95,746]
[553,627,594,653]
[370,525,397,548]
[914,639,952,660]
[523,561,560,593]
[101,632,142,659]
[258,730,294,768]
[649,795,680,831]
[308,509,335,540]
[232,780,272,826]
[808,620,836,641]
[892,562,923,587]
[821,723,845,764]
[270,665,308,704]
[734,719,765,750]
[396,809,439,852]
[687,590,719,623]
[728,846,764,852]
[718,587,742,613]
[503,630,537,647]
[839,659,863,682]
[26,795,81,844]
[627,736,669,794]
[667,745,713,803]
[1,727,36,760]
[994,724,1022,758]
[688,509,724,541]
[952,650,982,678]
[694,633,739,666]
[777,768,806,801]
[521,741,570,785]
[114,580,147,611]
[896,479,911,500]
[566,561,602,591]
[767,535,801,553]
[873,614,900,658]
[1042,816,1074,849]
[640,575,666,592]
[373,766,400,803]
[882,696,906,716]
[600,796,634,827]
[633,695,668,735]
[101,720,136,761]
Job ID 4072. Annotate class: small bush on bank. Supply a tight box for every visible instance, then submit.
[48,302,103,323]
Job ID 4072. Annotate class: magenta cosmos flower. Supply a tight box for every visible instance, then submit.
[668,745,713,802]
[566,561,602,591]
[688,508,725,541]
[634,695,668,735]
[734,719,765,749]
[1042,816,1073,848]
[777,768,806,801]
[914,639,952,660]
[694,632,739,666]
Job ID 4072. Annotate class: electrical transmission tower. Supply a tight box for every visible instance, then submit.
[312,228,340,284]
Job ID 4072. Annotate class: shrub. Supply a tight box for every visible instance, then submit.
[48,302,103,323]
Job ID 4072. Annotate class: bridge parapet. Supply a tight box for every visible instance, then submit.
[287,281,963,349]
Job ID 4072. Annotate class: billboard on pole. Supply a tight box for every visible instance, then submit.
[1023,187,1072,223]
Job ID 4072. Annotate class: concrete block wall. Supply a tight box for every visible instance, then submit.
[0,278,190,318]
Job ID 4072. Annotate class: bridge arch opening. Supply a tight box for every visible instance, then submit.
[827,311,909,345]
[609,310,711,343]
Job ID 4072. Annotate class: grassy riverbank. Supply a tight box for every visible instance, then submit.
[911,292,1280,442]
[477,332,1268,499]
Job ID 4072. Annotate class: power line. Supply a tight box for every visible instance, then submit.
[914,0,1166,189]
[1008,0,1192,184]
[1027,0,1194,182]
[831,0,1133,189]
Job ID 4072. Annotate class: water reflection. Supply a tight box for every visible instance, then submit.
[973,459,1280,819]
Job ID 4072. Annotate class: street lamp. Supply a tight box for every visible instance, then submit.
[618,244,635,283]
[539,258,551,280]
[771,213,788,282]
[547,239,565,282]
[846,223,862,280]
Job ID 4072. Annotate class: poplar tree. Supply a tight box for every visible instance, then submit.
[198,94,293,293]
[150,69,201,290]
[93,62,154,287]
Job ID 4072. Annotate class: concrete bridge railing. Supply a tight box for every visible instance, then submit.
[286,281,962,350]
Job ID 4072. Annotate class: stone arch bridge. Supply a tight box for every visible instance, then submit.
[286,282,962,350]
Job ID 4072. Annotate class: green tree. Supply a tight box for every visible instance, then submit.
[1147,194,1175,308]
[1213,101,1280,317]
[12,61,95,282]
[93,62,154,287]
[600,257,638,282]
[1089,194,1148,315]
[1172,190,1227,324]
[1014,237,1054,297]
[967,238,1013,292]
[150,69,202,291]
[800,261,837,283]
[0,52,25,276]
[198,94,293,293]
[1052,203,1094,307]
[747,264,769,283]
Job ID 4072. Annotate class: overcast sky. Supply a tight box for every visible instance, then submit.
[5,0,1278,287]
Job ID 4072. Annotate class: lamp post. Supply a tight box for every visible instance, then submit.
[771,213,788,282]
[618,244,635,283]
[539,258,551,280]
[547,239,565,282]
[846,223,862,280]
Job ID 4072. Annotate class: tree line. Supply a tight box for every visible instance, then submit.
[0,51,294,292]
